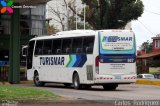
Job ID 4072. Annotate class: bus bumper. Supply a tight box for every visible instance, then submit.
[94,75,136,84]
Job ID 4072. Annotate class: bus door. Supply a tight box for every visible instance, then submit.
[27,41,35,70]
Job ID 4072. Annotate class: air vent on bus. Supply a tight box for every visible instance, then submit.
[86,65,93,80]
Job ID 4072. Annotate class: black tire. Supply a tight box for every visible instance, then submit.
[33,72,45,87]
[103,84,118,91]
[73,73,82,89]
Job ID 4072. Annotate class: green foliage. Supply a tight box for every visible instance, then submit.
[140,41,152,53]
[150,61,160,67]
[81,0,144,29]
[0,86,60,101]
[136,62,143,74]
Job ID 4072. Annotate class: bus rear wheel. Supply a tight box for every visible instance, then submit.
[73,73,82,89]
[34,72,45,87]
[103,84,118,90]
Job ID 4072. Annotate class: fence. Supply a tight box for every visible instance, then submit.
[0,61,9,81]
[0,60,27,81]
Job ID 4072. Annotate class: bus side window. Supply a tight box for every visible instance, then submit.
[48,50,52,55]
[56,49,61,54]
[43,40,52,55]
[62,39,72,54]
[35,40,43,55]
[52,39,62,55]
[66,48,71,54]
[86,47,92,53]
[72,38,83,54]
[83,36,94,54]
[76,48,82,53]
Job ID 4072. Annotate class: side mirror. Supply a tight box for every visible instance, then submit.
[22,46,28,57]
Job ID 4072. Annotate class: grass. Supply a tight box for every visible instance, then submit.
[0,86,60,101]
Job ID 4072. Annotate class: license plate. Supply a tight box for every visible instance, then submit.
[115,75,121,79]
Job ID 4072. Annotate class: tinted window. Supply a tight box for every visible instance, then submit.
[43,40,52,55]
[72,38,83,54]
[27,41,35,69]
[52,39,62,54]
[62,39,72,54]
[33,36,94,55]
[83,36,94,54]
[137,75,142,78]
[35,40,43,55]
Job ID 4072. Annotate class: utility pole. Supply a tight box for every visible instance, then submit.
[144,40,149,71]
[144,47,147,67]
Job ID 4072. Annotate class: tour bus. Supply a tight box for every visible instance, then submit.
[26,30,136,90]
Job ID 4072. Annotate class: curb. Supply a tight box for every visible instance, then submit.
[0,81,33,85]
[20,81,33,84]
[136,80,160,86]
[0,82,10,85]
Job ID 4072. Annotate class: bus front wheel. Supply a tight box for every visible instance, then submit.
[34,72,45,87]
[73,73,82,89]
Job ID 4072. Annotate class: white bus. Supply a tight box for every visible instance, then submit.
[27,30,136,90]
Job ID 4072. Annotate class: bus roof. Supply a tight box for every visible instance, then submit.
[30,30,96,41]
[30,30,133,41]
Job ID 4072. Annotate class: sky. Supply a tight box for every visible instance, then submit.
[132,0,160,49]
[47,0,160,50]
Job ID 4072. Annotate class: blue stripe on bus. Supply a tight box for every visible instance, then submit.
[78,54,87,67]
[73,55,81,67]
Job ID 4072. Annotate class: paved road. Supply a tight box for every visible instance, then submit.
[15,83,160,100]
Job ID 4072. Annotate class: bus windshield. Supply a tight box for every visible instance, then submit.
[99,31,135,55]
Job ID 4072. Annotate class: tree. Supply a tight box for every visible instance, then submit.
[46,23,59,35]
[48,0,92,31]
[140,41,152,53]
[47,2,66,31]
[69,0,144,29]
[68,16,93,30]
[47,0,79,31]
